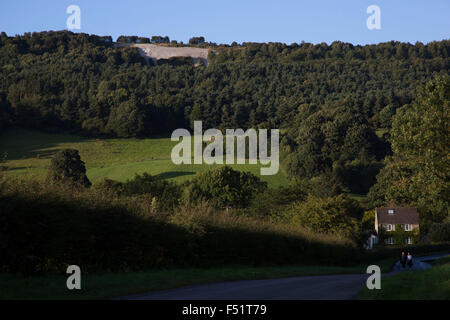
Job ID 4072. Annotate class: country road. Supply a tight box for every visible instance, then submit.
[120,253,449,300]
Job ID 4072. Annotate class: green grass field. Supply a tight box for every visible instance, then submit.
[0,128,288,186]
[358,256,450,300]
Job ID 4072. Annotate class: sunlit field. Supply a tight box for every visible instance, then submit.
[0,128,287,186]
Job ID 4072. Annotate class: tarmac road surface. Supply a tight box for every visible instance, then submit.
[119,252,449,300]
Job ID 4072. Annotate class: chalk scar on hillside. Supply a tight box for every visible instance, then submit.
[115,43,213,66]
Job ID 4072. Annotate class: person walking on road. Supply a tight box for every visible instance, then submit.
[400,252,407,268]
[407,252,413,269]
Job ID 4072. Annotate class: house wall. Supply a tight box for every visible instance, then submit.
[380,223,419,231]
[374,209,378,233]
[378,223,420,245]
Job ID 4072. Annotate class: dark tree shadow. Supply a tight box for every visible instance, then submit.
[2,166,30,171]
[0,128,95,161]
[154,171,195,180]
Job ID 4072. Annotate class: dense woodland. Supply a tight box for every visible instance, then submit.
[1,31,447,137]
[0,31,449,245]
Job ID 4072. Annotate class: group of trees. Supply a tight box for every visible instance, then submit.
[282,104,387,194]
[368,76,449,232]
[116,35,170,44]
[189,36,205,45]
[211,40,449,63]
[116,35,209,46]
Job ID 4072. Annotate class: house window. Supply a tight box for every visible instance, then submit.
[405,237,412,244]
[388,209,395,215]
[386,224,394,231]
[385,237,394,245]
[404,224,411,231]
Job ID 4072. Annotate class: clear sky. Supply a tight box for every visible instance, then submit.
[1,0,449,45]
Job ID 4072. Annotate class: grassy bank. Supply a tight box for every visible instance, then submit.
[1,259,397,300]
[358,256,450,300]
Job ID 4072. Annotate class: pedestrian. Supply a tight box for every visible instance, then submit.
[400,251,406,268]
[407,252,413,269]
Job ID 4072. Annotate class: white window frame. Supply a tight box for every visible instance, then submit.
[388,209,394,215]
[405,237,412,244]
[386,224,394,231]
[404,224,412,231]
[385,237,393,245]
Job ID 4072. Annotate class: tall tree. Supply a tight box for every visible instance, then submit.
[369,76,450,230]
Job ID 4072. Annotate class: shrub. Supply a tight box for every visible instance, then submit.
[288,194,362,241]
[94,173,182,210]
[308,174,345,198]
[332,159,383,194]
[46,149,91,187]
[362,210,375,232]
[183,166,267,209]
[245,183,308,218]
[92,178,123,196]
[429,222,450,242]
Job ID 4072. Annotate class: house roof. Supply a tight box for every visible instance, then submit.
[376,207,419,225]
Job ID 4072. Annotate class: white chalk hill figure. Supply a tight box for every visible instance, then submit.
[115,43,212,66]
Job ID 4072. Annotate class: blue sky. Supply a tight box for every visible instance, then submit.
[1,0,449,45]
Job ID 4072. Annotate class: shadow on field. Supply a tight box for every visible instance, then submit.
[2,166,30,171]
[8,148,79,162]
[154,171,195,180]
[2,181,449,276]
[0,128,90,161]
[0,181,366,275]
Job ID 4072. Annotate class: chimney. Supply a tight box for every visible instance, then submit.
[389,199,396,208]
